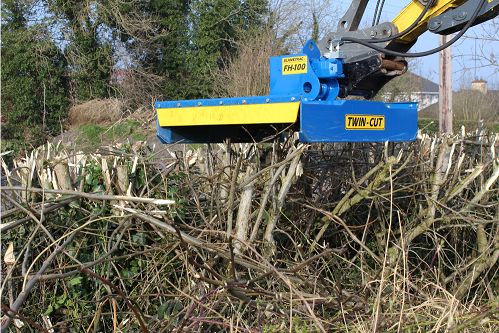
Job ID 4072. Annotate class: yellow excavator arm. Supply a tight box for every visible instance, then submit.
[393,0,466,42]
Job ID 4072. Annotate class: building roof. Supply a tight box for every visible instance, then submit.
[377,71,439,96]
[405,72,439,93]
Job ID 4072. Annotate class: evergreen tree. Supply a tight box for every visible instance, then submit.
[142,0,192,99]
[190,0,268,97]
[1,0,69,149]
[100,0,192,100]
[106,0,268,100]
[47,0,113,101]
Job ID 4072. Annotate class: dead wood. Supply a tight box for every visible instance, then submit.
[1,133,498,332]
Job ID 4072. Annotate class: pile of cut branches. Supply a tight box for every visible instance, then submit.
[1,131,497,332]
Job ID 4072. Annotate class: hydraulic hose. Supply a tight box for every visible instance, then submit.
[339,0,487,57]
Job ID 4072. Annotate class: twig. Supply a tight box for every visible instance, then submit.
[263,147,303,253]
[234,165,255,253]
[1,233,76,332]
[1,303,50,333]
[312,158,388,246]
[1,196,77,232]
[238,145,305,189]
[115,206,265,272]
[307,205,382,263]
[226,154,243,236]
[77,267,148,333]
[249,161,287,243]
[1,186,175,205]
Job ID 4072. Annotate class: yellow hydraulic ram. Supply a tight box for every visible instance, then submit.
[393,0,466,43]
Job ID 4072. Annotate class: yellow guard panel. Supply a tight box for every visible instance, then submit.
[157,102,300,127]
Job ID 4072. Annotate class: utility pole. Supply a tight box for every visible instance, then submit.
[439,35,452,134]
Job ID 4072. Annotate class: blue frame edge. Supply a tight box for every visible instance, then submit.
[299,100,418,142]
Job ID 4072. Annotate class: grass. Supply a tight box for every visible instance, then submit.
[419,118,499,134]
[77,120,147,148]
[78,124,106,146]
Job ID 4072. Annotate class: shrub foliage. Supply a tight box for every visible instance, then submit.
[1,131,498,332]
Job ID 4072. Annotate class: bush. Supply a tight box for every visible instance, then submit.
[1,3,69,151]
[1,133,497,332]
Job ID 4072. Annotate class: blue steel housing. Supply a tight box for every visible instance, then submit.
[155,39,417,143]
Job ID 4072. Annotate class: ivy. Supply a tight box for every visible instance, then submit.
[1,0,69,151]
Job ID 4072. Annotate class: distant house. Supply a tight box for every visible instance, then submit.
[380,72,439,111]
[420,80,498,122]
[470,79,488,94]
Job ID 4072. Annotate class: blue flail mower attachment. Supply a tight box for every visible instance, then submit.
[155,40,417,143]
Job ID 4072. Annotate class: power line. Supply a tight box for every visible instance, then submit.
[461,36,499,42]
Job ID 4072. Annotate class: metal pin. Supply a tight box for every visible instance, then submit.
[177,103,181,107]
[219,101,223,105]
[265,98,270,103]
[242,100,247,104]
[198,102,202,106]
